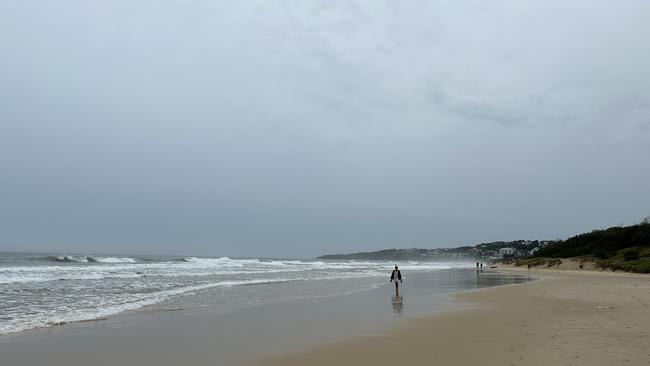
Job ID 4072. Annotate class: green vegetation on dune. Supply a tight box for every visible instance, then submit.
[593,247,650,273]
[534,223,650,259]
[530,223,650,273]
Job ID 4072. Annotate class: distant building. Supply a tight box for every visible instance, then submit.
[499,247,514,257]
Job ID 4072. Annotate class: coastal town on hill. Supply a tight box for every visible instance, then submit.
[318,240,555,261]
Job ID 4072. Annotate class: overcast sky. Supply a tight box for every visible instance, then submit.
[1,0,649,257]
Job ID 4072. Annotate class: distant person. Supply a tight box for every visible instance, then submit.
[480,262,483,269]
[390,265,402,291]
[476,262,479,269]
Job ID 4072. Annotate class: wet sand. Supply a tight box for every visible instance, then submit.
[250,268,650,366]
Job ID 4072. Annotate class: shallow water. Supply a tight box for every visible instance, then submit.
[0,251,476,335]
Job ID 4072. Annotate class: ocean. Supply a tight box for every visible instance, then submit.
[0,251,484,335]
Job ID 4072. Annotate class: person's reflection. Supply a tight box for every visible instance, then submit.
[391,289,403,314]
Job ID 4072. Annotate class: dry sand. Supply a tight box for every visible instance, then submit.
[249,269,650,366]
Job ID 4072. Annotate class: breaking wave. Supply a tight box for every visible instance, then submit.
[45,255,137,263]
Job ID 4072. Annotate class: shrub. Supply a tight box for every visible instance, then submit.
[546,258,561,267]
[594,248,612,259]
[623,249,640,261]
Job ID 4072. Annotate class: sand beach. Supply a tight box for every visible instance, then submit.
[250,268,650,366]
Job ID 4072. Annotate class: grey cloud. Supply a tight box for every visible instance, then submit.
[0,1,649,257]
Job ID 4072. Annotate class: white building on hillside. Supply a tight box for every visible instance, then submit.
[499,247,514,257]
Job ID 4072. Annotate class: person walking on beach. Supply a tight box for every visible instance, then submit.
[390,265,402,291]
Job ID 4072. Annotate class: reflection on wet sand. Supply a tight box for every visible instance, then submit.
[475,269,533,288]
[391,290,403,314]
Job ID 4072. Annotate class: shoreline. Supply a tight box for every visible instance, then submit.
[248,268,650,366]
[1,268,533,366]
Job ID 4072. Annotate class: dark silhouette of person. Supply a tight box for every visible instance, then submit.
[390,265,402,291]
